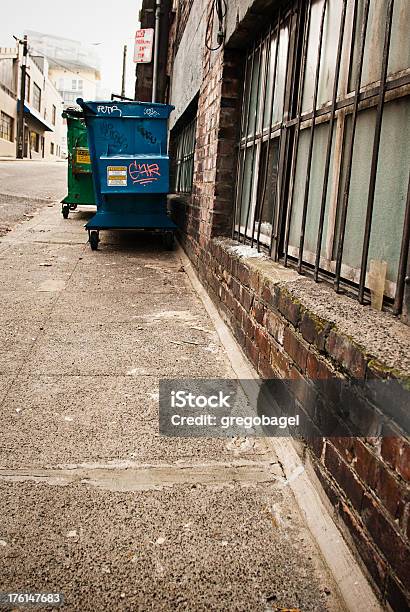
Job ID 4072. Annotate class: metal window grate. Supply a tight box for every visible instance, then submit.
[173,117,196,194]
[233,0,410,315]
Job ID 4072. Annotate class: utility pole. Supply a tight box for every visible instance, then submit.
[152,0,161,102]
[121,45,127,98]
[16,35,28,159]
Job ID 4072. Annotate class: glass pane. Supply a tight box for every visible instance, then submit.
[288,121,336,257]
[257,138,280,238]
[389,0,410,75]
[335,98,410,285]
[237,146,255,229]
[302,0,327,113]
[317,0,346,106]
[247,51,261,137]
[241,57,252,137]
[349,0,410,91]
[264,24,290,127]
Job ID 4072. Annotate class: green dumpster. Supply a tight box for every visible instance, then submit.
[61,108,95,219]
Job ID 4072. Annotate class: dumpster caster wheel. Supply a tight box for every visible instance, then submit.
[62,204,69,219]
[90,231,99,251]
[163,232,174,251]
[69,203,78,211]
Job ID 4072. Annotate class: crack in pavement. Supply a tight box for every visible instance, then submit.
[0,459,284,492]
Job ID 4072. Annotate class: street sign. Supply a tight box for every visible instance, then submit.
[134,29,154,64]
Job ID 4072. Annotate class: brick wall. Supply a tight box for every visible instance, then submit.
[174,0,195,52]
[181,235,410,610]
[167,1,410,608]
[135,0,172,103]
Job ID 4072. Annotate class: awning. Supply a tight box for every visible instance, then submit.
[17,99,54,132]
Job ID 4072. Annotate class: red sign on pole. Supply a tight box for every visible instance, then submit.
[134,28,154,64]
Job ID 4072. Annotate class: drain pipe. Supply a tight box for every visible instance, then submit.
[152,0,161,102]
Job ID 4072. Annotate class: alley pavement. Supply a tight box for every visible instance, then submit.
[0,189,345,610]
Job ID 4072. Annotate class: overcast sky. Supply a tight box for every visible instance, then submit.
[1,0,142,99]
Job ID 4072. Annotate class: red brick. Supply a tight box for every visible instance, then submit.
[258,355,276,380]
[239,286,253,312]
[270,342,293,378]
[299,310,331,352]
[312,460,340,508]
[254,326,271,360]
[361,493,410,586]
[236,260,250,287]
[324,443,365,512]
[381,432,410,482]
[305,351,335,380]
[251,300,265,325]
[248,268,260,293]
[264,310,285,345]
[339,502,387,589]
[374,464,408,520]
[243,315,256,340]
[230,276,241,300]
[326,329,367,378]
[261,279,279,309]
[277,289,301,327]
[332,437,355,463]
[352,440,378,489]
[283,327,308,372]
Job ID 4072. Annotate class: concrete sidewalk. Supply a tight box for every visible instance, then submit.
[0,203,345,611]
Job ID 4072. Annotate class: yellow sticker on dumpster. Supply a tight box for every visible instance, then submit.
[107,166,127,186]
[76,149,91,164]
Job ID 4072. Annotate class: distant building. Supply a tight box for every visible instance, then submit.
[25,31,101,108]
[0,44,65,159]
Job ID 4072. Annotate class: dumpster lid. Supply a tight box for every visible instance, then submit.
[77,98,174,119]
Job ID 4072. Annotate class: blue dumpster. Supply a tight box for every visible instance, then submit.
[77,99,176,250]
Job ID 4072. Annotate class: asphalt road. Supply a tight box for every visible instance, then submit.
[0,160,67,237]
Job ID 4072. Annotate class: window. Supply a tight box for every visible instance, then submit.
[33,83,41,112]
[234,0,410,313]
[25,74,31,103]
[0,111,14,141]
[0,58,16,95]
[50,142,54,155]
[61,91,78,104]
[173,118,196,193]
[52,104,56,125]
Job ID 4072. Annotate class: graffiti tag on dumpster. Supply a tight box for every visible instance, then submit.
[137,125,157,145]
[144,108,160,118]
[97,104,122,116]
[100,121,128,150]
[128,161,161,186]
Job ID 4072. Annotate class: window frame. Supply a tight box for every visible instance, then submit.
[233,0,410,313]
[32,82,41,112]
[0,111,14,142]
